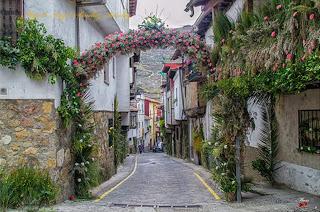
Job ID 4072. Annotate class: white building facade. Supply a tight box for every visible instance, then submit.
[0,0,137,199]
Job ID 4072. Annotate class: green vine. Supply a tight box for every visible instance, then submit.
[201,0,320,200]
[112,97,127,168]
[0,38,19,69]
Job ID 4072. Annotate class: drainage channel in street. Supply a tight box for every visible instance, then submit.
[110,203,202,209]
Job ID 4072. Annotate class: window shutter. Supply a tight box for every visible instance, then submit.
[0,0,23,42]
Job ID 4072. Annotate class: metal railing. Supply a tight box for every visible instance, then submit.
[298,110,320,152]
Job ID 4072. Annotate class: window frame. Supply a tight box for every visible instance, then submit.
[298,109,320,154]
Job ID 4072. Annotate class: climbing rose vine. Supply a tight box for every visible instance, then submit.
[74,29,214,80]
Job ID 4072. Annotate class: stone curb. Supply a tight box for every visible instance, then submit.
[167,155,224,199]
[90,154,137,198]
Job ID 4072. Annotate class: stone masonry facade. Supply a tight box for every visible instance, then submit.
[0,99,73,200]
[0,101,118,200]
[93,111,115,181]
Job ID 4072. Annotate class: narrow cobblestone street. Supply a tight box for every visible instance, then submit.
[54,153,320,212]
[54,153,222,212]
[99,153,217,206]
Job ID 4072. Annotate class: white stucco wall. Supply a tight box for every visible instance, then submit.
[226,0,245,22]
[79,14,105,52]
[203,100,213,141]
[165,91,172,127]
[246,98,265,148]
[106,0,129,32]
[0,66,63,108]
[275,161,320,196]
[205,25,214,47]
[136,94,145,140]
[89,60,117,111]
[173,70,185,121]
[116,55,131,112]
[53,0,76,47]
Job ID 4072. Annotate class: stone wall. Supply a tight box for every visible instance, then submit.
[275,89,320,195]
[93,111,115,180]
[243,146,267,183]
[0,99,73,200]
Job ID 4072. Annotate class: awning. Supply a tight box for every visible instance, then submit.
[162,63,183,73]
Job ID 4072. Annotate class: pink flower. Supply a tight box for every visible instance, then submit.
[76,92,82,97]
[264,16,269,22]
[271,31,277,38]
[73,60,79,66]
[309,13,315,20]
[286,53,294,61]
[276,4,283,10]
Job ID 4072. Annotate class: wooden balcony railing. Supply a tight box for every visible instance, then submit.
[0,0,23,42]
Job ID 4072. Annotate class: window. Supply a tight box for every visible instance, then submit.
[104,63,109,84]
[298,110,320,154]
[0,0,24,42]
[112,57,116,79]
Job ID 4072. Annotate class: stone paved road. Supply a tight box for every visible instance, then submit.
[100,153,218,206]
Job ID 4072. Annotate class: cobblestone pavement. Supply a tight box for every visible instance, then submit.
[100,153,218,206]
[53,153,320,212]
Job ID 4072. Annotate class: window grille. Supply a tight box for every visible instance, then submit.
[298,110,320,153]
[0,0,23,42]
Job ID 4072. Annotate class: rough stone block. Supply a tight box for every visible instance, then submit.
[57,148,65,167]
[1,135,12,145]
[16,129,31,141]
[23,147,38,155]
[42,101,53,114]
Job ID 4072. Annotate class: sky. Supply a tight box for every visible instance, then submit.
[129,0,201,29]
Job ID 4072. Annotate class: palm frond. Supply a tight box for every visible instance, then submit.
[251,94,280,184]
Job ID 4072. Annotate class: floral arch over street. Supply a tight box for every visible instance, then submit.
[74,28,214,80]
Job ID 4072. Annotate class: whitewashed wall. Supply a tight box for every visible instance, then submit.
[203,25,214,140]
[226,0,245,22]
[116,55,131,113]
[173,70,186,121]
[0,0,131,112]
[106,0,129,32]
[0,66,63,108]
[246,99,265,147]
[136,94,145,140]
